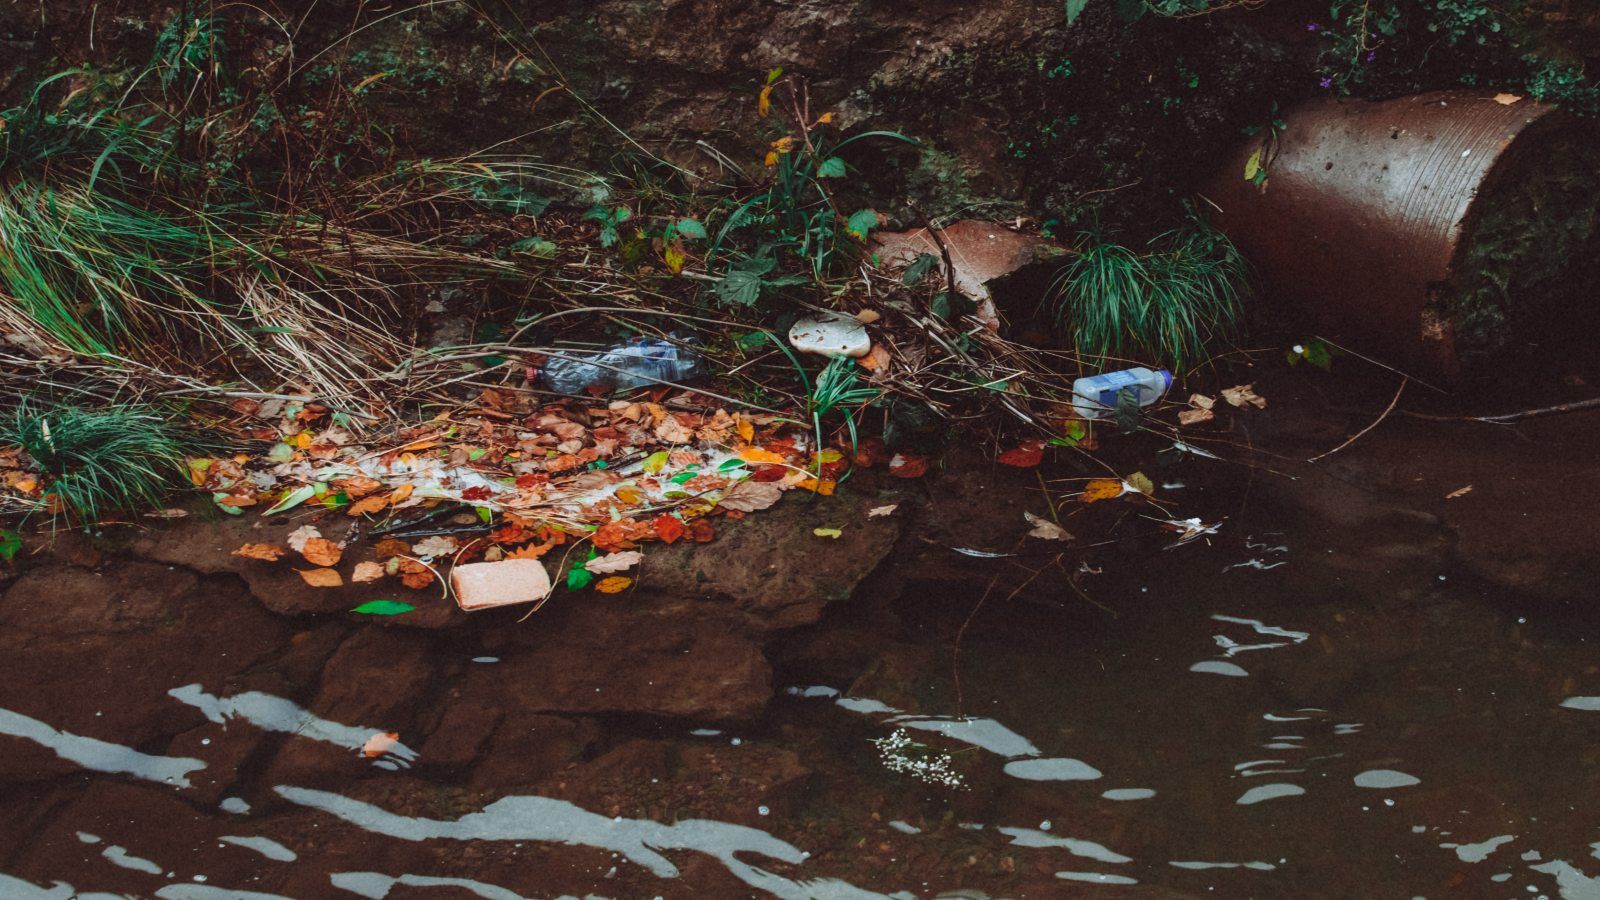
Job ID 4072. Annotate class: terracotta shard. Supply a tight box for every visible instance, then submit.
[450,558,553,612]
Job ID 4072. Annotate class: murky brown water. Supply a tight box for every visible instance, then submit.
[2,459,1599,899]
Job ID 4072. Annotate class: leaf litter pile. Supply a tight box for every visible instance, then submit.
[192,383,925,614]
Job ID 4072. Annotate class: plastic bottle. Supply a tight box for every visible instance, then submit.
[1070,367,1173,420]
[539,336,706,394]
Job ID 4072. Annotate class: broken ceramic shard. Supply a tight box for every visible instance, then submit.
[789,312,871,358]
[450,558,553,611]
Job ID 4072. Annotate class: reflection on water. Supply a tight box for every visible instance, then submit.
[168,684,417,769]
[0,707,204,787]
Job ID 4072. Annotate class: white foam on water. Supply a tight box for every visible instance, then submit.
[330,871,523,900]
[1055,871,1138,885]
[1002,758,1103,781]
[888,717,1040,758]
[1101,788,1156,801]
[1190,661,1249,677]
[1169,861,1278,871]
[0,707,205,788]
[101,846,161,875]
[154,887,291,899]
[1560,697,1600,711]
[1530,859,1600,898]
[1442,834,1514,863]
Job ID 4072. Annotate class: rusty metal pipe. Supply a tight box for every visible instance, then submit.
[1206,91,1594,376]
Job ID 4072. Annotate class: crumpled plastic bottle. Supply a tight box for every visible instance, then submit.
[539,335,706,394]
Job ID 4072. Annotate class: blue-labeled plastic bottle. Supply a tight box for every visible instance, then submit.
[1070,367,1173,420]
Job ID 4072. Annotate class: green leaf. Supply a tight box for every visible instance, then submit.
[566,566,594,591]
[0,529,21,561]
[676,218,708,240]
[715,269,765,307]
[1243,146,1262,182]
[902,252,939,286]
[507,237,558,257]
[930,291,952,320]
[1065,0,1091,25]
[352,599,416,616]
[212,493,244,515]
[1114,0,1146,21]
[476,506,493,523]
[816,157,846,178]
[845,209,879,239]
[263,484,317,515]
[642,450,670,474]
[1115,387,1142,435]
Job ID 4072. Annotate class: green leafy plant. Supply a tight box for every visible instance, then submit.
[4,401,188,524]
[1049,212,1247,370]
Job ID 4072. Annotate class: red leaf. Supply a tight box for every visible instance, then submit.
[751,465,789,482]
[461,486,493,501]
[653,514,685,544]
[853,437,890,468]
[887,453,928,479]
[685,519,715,542]
[997,443,1044,468]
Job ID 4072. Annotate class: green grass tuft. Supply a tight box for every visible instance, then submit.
[1049,213,1248,371]
[4,401,188,525]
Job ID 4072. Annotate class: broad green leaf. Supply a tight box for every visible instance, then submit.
[476,506,493,523]
[213,493,244,515]
[816,157,846,178]
[566,566,594,591]
[902,252,939,286]
[676,218,708,240]
[0,529,21,561]
[845,209,879,239]
[352,599,416,616]
[1065,0,1091,25]
[715,269,765,307]
[263,484,316,515]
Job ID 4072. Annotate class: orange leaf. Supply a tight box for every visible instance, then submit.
[388,483,415,505]
[653,514,685,544]
[758,83,774,118]
[334,475,384,499]
[738,447,787,465]
[593,521,640,553]
[362,731,400,759]
[351,561,386,583]
[795,477,836,496]
[301,537,343,567]
[507,540,554,560]
[1080,478,1126,503]
[346,494,390,517]
[298,568,343,588]
[887,453,928,478]
[594,576,633,594]
[735,415,755,444]
[233,543,287,562]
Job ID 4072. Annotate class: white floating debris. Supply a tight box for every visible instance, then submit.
[788,312,871,358]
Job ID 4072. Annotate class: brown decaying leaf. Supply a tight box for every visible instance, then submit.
[1220,384,1267,409]
[1179,407,1214,426]
[301,537,343,567]
[718,479,783,512]
[1024,512,1071,541]
[346,494,391,517]
[373,537,411,558]
[233,543,288,561]
[298,568,343,588]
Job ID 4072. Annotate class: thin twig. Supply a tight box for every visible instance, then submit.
[1308,377,1406,463]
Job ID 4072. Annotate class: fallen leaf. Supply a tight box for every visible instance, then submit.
[1221,384,1267,409]
[685,519,715,542]
[1125,471,1155,495]
[411,535,460,558]
[373,537,411,558]
[735,415,755,443]
[389,483,416,506]
[352,599,415,616]
[719,479,784,512]
[398,559,435,589]
[1189,393,1216,410]
[813,527,843,539]
[594,576,633,594]
[997,442,1044,468]
[858,344,892,371]
[351,561,386,583]
[593,520,643,552]
[653,514,686,543]
[301,537,343,567]
[362,731,402,758]
[738,447,788,465]
[1024,511,1071,541]
[233,543,287,561]
[887,453,928,478]
[286,525,322,552]
[1178,407,1215,426]
[335,475,384,499]
[508,540,555,560]
[1080,478,1126,503]
[868,504,898,518]
[586,550,643,574]
[298,568,343,588]
[795,477,836,496]
[1446,485,1473,499]
[1494,92,1522,105]
[346,494,391,517]
[655,416,692,443]
[855,308,881,324]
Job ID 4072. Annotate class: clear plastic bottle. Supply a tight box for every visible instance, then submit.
[540,336,705,394]
[1071,367,1173,420]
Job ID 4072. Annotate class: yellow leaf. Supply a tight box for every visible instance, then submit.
[642,450,670,474]
[294,431,313,449]
[813,527,842,539]
[1080,478,1126,503]
[614,485,645,505]
[758,83,774,118]
[1125,471,1155,495]
[594,576,633,594]
[1243,146,1262,182]
[796,477,836,496]
[663,245,685,274]
[297,567,343,588]
[816,111,834,124]
[735,415,755,443]
[764,151,778,167]
[738,447,787,465]
[814,449,843,464]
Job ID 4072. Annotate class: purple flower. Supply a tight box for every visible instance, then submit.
[1320,76,1335,89]
[1306,21,1321,32]
[1365,50,1377,62]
